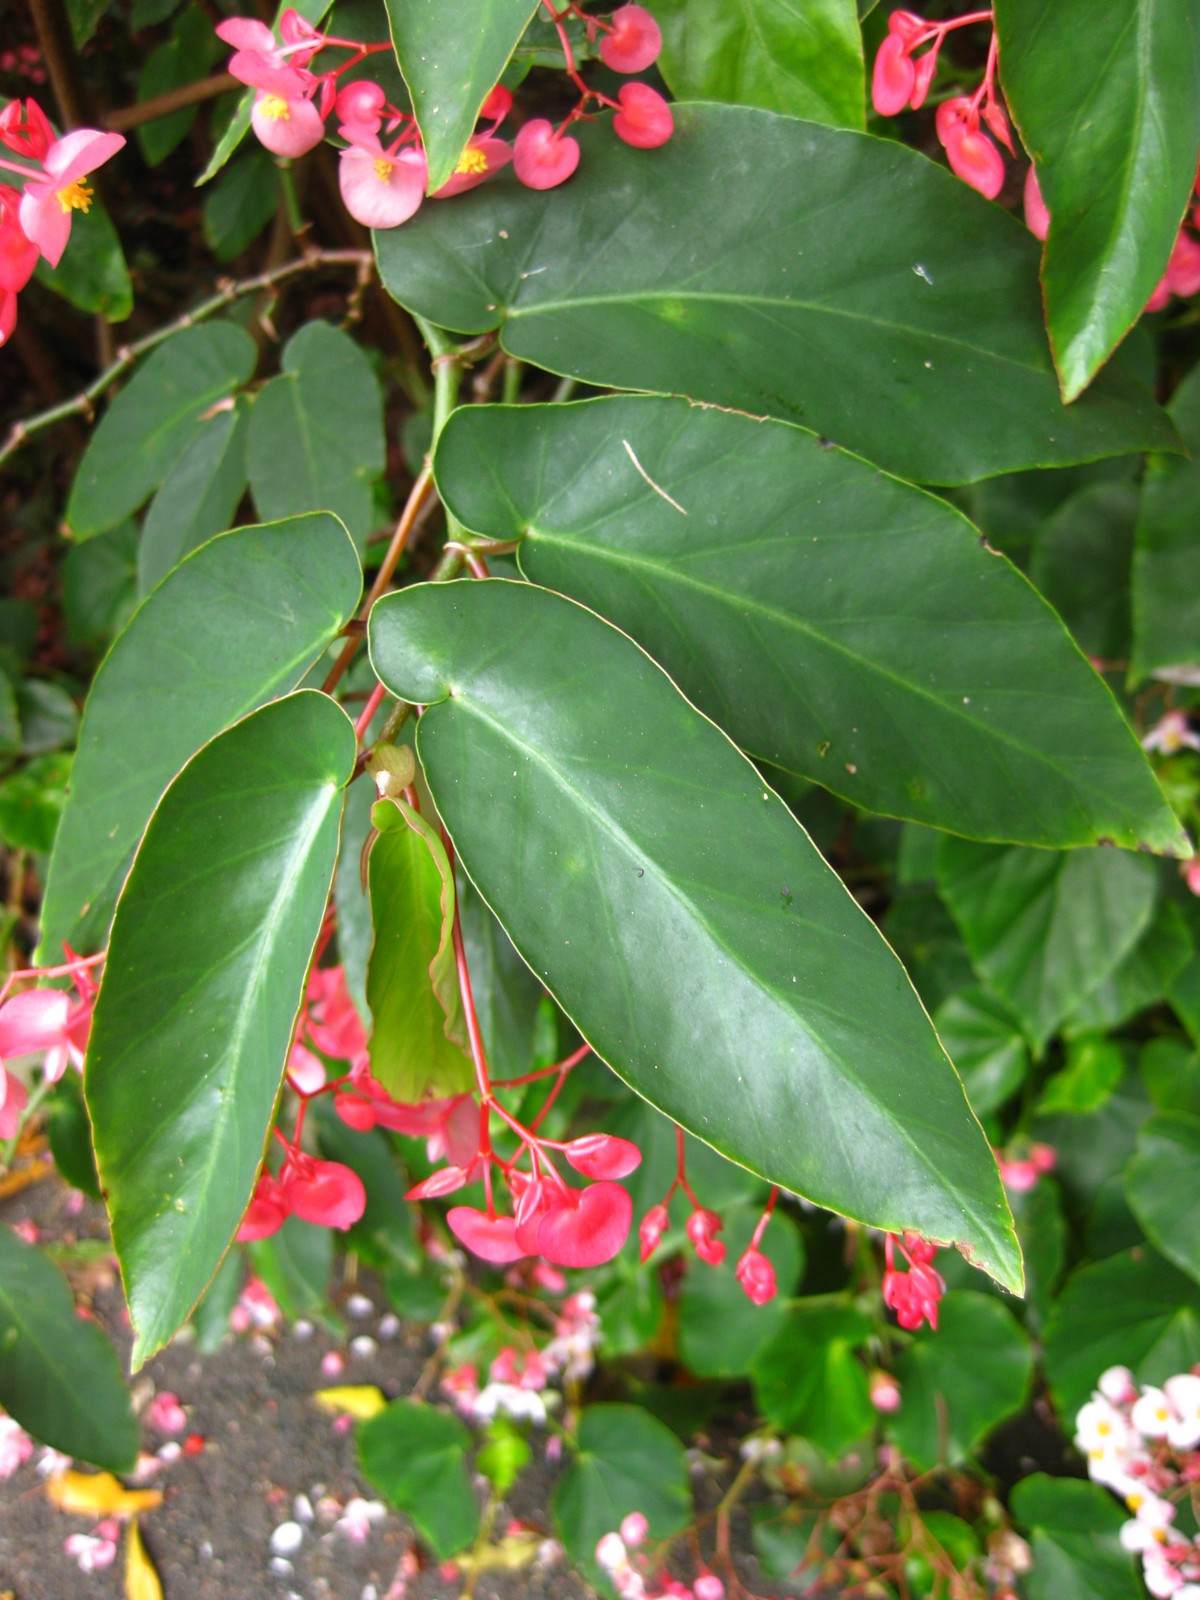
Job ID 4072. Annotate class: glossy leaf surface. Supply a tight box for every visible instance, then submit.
[247,321,384,551]
[436,397,1179,849]
[1043,1249,1200,1418]
[1125,1112,1200,1285]
[0,1225,137,1472]
[39,513,361,961]
[458,875,546,1080]
[1131,365,1200,684]
[358,1399,479,1558]
[996,0,1200,401]
[653,0,864,128]
[67,323,256,538]
[890,1292,1033,1468]
[86,691,356,1365]
[374,105,1176,486]
[370,580,1020,1289]
[936,840,1160,1051]
[1011,1476,1140,1600]
[383,0,538,191]
[552,1405,690,1581]
[365,796,472,1100]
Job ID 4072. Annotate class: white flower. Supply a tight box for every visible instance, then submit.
[472,1383,547,1426]
[1132,1387,1174,1439]
[0,1416,33,1479]
[1099,1366,1138,1405]
[1165,1375,1200,1450]
[1143,712,1200,755]
[596,1532,626,1569]
[1121,1495,1176,1551]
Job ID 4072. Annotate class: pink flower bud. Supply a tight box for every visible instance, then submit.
[694,1577,725,1600]
[334,1093,377,1131]
[406,1165,470,1201]
[335,78,386,128]
[513,120,580,190]
[612,83,674,150]
[479,84,513,124]
[639,1202,669,1262]
[1024,166,1050,239]
[872,33,915,117]
[686,1207,726,1267]
[619,1512,648,1548]
[599,5,662,73]
[870,1370,902,1413]
[734,1245,776,1305]
[564,1133,643,1179]
[935,100,1005,200]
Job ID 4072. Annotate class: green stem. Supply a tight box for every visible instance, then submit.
[413,314,472,575]
[276,159,305,237]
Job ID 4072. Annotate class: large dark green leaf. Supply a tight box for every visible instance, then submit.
[552,1405,690,1581]
[247,321,384,551]
[67,323,256,538]
[1125,1112,1200,1285]
[1131,365,1200,685]
[1043,1249,1200,1419]
[38,513,361,961]
[383,0,538,192]
[995,0,1200,401]
[0,1225,137,1471]
[436,397,1179,850]
[1028,483,1137,665]
[370,580,1020,1289]
[374,105,1175,486]
[359,1399,479,1558]
[654,0,864,128]
[85,691,356,1365]
[889,1292,1033,1469]
[1011,1476,1141,1600]
[365,797,473,1099]
[138,402,248,594]
[936,840,1160,1051]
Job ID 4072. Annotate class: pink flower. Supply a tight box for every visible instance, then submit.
[237,1171,289,1241]
[999,1155,1039,1193]
[1167,229,1200,299]
[433,137,513,198]
[279,1152,366,1230]
[612,83,674,150]
[872,32,917,116]
[1024,166,1050,240]
[144,1390,187,1434]
[1185,859,1200,898]
[286,1041,326,1095]
[882,1233,945,1331]
[0,1066,28,1140]
[18,127,125,269]
[734,1245,777,1305]
[534,1181,634,1268]
[250,85,324,158]
[599,5,663,74]
[0,983,91,1084]
[338,133,427,229]
[0,98,54,162]
[306,966,367,1059]
[513,120,580,190]
[686,1206,726,1266]
[562,1133,642,1180]
[0,188,37,292]
[64,1523,119,1573]
[935,98,1004,200]
[870,1371,902,1413]
[619,1511,648,1548]
[0,1416,34,1479]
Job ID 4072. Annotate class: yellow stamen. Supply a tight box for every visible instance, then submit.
[1097,1420,1111,1436]
[259,94,291,122]
[1127,1493,1144,1511]
[56,178,92,215]
[455,146,489,176]
[373,157,393,182]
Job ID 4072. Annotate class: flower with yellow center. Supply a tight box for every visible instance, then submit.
[56,178,92,216]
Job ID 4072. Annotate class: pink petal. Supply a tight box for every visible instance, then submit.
[0,989,70,1057]
[0,1068,28,1139]
[251,90,324,157]
[281,1158,366,1230]
[872,33,915,117]
[535,1182,633,1268]
[513,120,579,190]
[0,287,15,348]
[447,1205,527,1263]
[43,128,125,187]
[287,1042,326,1095]
[215,17,277,52]
[338,145,426,229]
[433,137,513,198]
[1024,165,1050,240]
[599,4,662,73]
[612,83,674,151]
[563,1133,642,1180]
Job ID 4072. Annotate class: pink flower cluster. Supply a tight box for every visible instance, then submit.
[596,1513,725,1600]
[882,1231,945,1331]
[216,2,671,232]
[996,1141,1056,1194]
[872,10,1011,199]
[0,100,124,346]
[0,947,102,1140]
[638,1128,780,1307]
[441,1297,602,1423]
[1077,1365,1200,1598]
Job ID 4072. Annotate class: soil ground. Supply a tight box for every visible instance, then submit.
[0,1166,778,1600]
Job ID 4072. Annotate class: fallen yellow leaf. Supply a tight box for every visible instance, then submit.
[458,1530,541,1576]
[46,1471,163,1519]
[312,1384,387,1420]
[126,1517,163,1600]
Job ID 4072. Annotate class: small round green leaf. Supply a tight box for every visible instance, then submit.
[359,1399,479,1559]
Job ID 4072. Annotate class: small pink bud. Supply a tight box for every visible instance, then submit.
[513,119,580,189]
[1030,1142,1057,1174]
[1185,858,1200,897]
[686,1207,726,1267]
[612,82,674,150]
[1024,166,1050,240]
[479,84,513,124]
[335,78,386,128]
[334,1093,377,1132]
[619,1512,648,1547]
[694,1577,725,1600]
[734,1245,776,1305]
[406,1165,470,1200]
[870,1371,902,1413]
[639,1202,669,1262]
[872,32,915,117]
[599,5,662,73]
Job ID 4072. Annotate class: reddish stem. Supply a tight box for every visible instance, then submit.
[748,1186,779,1251]
[354,680,388,741]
